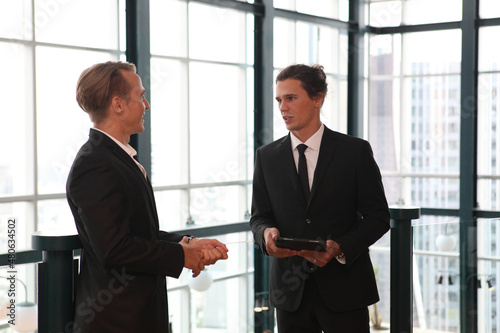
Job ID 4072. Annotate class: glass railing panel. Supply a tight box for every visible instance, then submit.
[0,263,37,332]
[478,218,500,332]
[167,231,254,333]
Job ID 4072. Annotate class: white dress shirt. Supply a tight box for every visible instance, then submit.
[290,123,325,190]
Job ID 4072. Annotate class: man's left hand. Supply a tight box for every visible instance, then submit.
[297,240,342,267]
[189,238,229,265]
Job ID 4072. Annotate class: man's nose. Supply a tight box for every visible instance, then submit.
[279,101,287,111]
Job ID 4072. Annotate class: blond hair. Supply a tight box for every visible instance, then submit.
[76,61,137,123]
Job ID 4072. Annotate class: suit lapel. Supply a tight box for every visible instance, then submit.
[279,134,308,206]
[114,149,156,204]
[91,129,160,230]
[113,148,161,231]
[309,127,337,202]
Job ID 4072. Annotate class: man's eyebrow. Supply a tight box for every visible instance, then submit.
[276,93,297,99]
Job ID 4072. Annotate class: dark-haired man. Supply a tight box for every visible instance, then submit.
[250,64,390,332]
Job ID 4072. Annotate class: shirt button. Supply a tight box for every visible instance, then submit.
[306,219,312,224]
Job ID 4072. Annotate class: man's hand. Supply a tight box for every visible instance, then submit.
[190,238,229,265]
[297,240,342,267]
[263,227,298,258]
[179,237,229,277]
[180,236,205,277]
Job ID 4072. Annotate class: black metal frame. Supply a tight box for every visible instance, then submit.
[459,0,480,331]
[127,0,152,175]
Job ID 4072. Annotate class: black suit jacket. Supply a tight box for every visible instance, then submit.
[250,126,390,312]
[66,129,185,333]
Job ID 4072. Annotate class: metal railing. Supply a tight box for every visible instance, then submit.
[0,209,420,333]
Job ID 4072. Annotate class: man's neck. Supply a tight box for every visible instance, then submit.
[291,121,322,143]
[93,122,129,146]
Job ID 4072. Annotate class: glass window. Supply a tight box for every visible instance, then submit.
[34,0,121,49]
[296,0,345,20]
[368,34,402,185]
[322,75,347,133]
[370,0,462,27]
[189,62,248,184]
[369,34,401,77]
[34,0,119,49]
[150,58,189,187]
[403,30,462,76]
[369,1,402,27]
[0,0,124,246]
[37,198,76,232]
[0,42,34,197]
[479,26,500,73]
[371,30,461,207]
[150,0,188,57]
[274,0,348,20]
[150,1,254,230]
[402,0,462,25]
[478,26,500,210]
[369,78,400,171]
[274,20,344,73]
[0,0,33,40]
[274,18,296,69]
[190,185,247,225]
[156,190,187,230]
[0,203,34,251]
[188,3,248,63]
[480,0,500,19]
[36,47,116,194]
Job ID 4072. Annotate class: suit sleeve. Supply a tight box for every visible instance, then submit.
[158,231,185,243]
[67,158,185,278]
[335,140,390,265]
[249,148,276,255]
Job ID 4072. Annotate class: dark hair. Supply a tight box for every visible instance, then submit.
[276,64,328,104]
[76,61,137,123]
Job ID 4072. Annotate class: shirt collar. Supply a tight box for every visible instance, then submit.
[92,128,138,158]
[290,123,324,152]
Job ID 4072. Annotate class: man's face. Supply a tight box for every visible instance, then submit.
[120,70,150,135]
[275,78,322,135]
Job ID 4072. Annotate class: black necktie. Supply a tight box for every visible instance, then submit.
[297,144,310,202]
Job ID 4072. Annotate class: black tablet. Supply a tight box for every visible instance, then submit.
[275,237,326,251]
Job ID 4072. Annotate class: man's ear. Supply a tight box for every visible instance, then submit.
[110,96,124,115]
[313,93,324,108]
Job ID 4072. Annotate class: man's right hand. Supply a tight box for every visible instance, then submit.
[180,237,229,277]
[263,227,298,258]
[180,237,205,277]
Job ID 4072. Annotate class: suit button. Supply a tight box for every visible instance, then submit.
[306,219,311,224]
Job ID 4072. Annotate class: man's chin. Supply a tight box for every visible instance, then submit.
[132,128,145,135]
